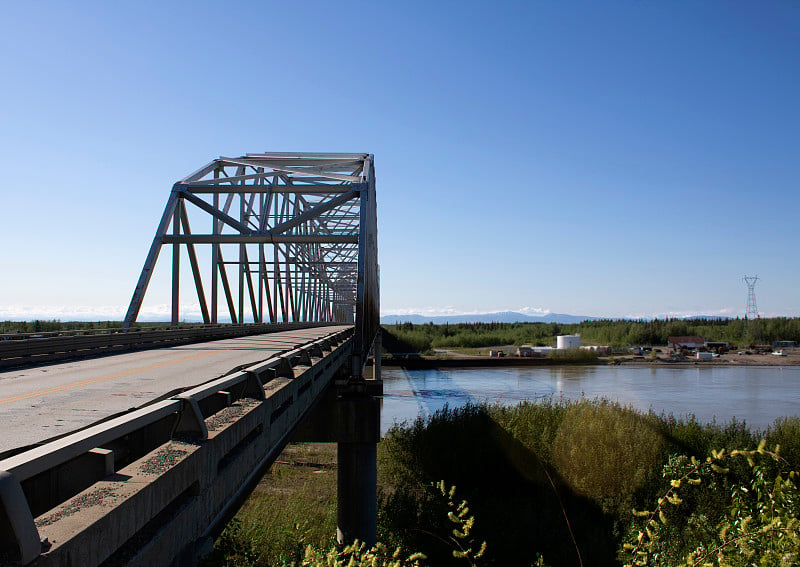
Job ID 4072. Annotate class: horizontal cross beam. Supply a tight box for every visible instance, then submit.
[182,184,352,194]
[161,235,358,244]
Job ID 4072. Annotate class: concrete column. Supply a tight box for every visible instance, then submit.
[337,440,377,546]
[335,392,380,546]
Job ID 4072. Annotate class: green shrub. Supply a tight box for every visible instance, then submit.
[767,416,800,469]
[293,541,425,567]
[621,442,800,566]
[207,400,800,566]
[550,401,664,500]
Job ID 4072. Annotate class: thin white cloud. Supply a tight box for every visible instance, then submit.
[380,306,462,317]
[381,306,554,317]
[517,306,552,316]
[380,306,800,320]
[623,308,742,320]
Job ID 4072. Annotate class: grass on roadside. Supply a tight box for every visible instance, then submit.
[202,443,338,567]
[204,403,800,567]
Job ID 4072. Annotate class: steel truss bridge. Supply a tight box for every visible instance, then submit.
[125,151,379,380]
[0,153,381,566]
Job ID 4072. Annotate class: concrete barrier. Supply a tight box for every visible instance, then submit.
[0,328,353,565]
[0,322,335,369]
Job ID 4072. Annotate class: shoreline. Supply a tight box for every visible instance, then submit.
[381,352,800,369]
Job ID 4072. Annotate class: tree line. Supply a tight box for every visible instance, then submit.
[0,320,178,333]
[383,317,800,352]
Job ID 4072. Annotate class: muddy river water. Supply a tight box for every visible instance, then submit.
[380,365,800,434]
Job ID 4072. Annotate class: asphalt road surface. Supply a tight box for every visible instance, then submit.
[0,326,351,454]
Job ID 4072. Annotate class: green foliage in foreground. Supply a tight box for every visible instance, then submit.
[622,443,800,566]
[208,401,800,566]
[382,317,800,352]
[379,401,800,566]
[295,542,426,567]
[201,444,338,567]
[213,452,799,567]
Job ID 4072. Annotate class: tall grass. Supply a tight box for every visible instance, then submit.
[202,444,338,567]
[207,402,800,566]
[380,400,800,566]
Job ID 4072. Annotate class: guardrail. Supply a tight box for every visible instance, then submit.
[0,327,353,565]
[0,322,333,369]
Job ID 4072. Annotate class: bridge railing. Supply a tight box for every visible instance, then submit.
[0,328,353,565]
[0,322,294,341]
[0,322,334,369]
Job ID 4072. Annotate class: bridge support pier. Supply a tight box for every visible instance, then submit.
[335,390,380,546]
[292,337,382,547]
[337,438,377,546]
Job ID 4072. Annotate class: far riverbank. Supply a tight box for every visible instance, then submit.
[381,348,800,369]
[382,356,593,369]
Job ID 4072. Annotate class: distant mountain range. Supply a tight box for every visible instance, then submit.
[379,311,600,325]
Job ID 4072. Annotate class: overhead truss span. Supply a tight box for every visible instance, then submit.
[123,152,379,375]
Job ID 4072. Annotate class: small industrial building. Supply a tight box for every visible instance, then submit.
[517,345,553,357]
[668,336,706,350]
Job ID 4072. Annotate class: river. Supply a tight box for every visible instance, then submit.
[380,365,800,434]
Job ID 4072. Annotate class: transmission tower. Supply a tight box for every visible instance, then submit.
[743,275,759,319]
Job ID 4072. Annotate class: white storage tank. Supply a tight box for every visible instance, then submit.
[557,334,581,349]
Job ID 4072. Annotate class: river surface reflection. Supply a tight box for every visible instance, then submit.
[380,365,800,434]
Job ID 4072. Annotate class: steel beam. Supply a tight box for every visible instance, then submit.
[124,153,375,340]
[161,235,359,244]
[184,184,352,194]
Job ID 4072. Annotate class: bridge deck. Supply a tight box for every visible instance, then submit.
[0,325,352,454]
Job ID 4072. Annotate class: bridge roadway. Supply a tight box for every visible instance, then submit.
[0,325,352,456]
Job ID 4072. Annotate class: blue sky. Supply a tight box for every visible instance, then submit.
[1,1,798,320]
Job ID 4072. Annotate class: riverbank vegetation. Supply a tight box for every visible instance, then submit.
[5,316,798,348]
[382,317,800,354]
[0,319,176,333]
[207,400,800,566]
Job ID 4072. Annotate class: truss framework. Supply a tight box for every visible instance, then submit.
[744,274,759,320]
[123,152,379,374]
